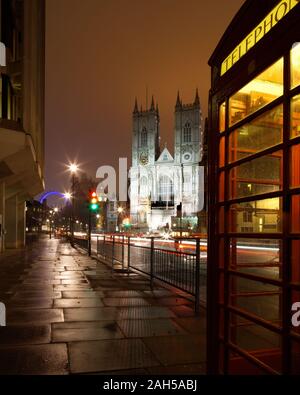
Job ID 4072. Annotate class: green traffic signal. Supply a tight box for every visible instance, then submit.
[90,203,99,211]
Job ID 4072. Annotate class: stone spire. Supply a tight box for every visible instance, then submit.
[133,97,139,113]
[150,95,155,111]
[194,88,200,106]
[175,91,182,109]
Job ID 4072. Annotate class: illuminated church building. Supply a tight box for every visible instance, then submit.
[130,91,204,231]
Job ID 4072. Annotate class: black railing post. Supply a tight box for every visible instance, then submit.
[103,235,106,259]
[122,235,125,270]
[150,237,155,289]
[127,236,131,275]
[195,238,201,315]
[88,210,92,256]
[112,235,115,270]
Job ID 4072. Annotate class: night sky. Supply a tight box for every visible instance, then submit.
[45,0,244,199]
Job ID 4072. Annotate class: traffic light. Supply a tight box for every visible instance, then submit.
[89,190,99,212]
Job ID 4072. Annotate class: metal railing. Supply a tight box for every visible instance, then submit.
[73,237,89,250]
[95,235,204,313]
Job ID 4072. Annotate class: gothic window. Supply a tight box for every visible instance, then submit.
[140,176,149,198]
[183,174,192,195]
[141,128,147,147]
[159,175,173,202]
[243,204,253,223]
[183,122,192,143]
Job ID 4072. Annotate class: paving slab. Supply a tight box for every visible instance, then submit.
[69,339,160,374]
[11,291,62,299]
[173,316,206,335]
[52,321,124,342]
[171,305,196,317]
[117,318,187,338]
[0,325,51,345]
[117,306,176,320]
[52,321,119,330]
[62,291,103,298]
[103,290,143,298]
[54,285,92,291]
[0,344,68,375]
[61,279,88,285]
[8,298,54,309]
[54,298,104,308]
[7,309,64,325]
[142,335,206,366]
[64,307,118,322]
[102,298,151,307]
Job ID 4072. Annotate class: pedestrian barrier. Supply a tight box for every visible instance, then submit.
[95,235,205,314]
[73,237,89,250]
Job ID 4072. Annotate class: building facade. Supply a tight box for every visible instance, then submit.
[130,91,204,231]
[0,0,45,251]
[207,0,300,374]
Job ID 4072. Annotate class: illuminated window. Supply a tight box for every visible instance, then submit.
[291,42,300,89]
[229,105,283,163]
[291,94,300,138]
[243,205,253,223]
[183,173,192,195]
[140,176,148,198]
[229,58,283,127]
[183,122,192,143]
[230,151,282,199]
[229,197,282,233]
[290,144,300,187]
[219,102,226,132]
[141,128,147,147]
[159,175,173,202]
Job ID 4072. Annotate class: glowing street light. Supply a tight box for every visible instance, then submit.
[68,163,79,174]
[67,162,80,246]
[64,192,72,200]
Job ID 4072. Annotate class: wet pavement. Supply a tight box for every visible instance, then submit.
[0,236,206,375]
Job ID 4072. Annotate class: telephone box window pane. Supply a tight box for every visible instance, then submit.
[219,171,225,202]
[291,95,300,138]
[291,43,300,89]
[291,196,300,233]
[230,238,281,280]
[229,151,282,199]
[229,197,282,233]
[291,240,300,283]
[228,314,282,374]
[229,105,283,163]
[290,144,300,187]
[291,290,300,337]
[219,136,225,167]
[229,277,281,323]
[292,340,300,375]
[229,58,283,127]
[219,102,226,132]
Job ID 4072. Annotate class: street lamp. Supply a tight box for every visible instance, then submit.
[67,163,79,246]
[64,192,72,201]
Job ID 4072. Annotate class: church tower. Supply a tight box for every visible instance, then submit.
[174,89,203,165]
[174,90,203,218]
[132,96,160,168]
[130,97,160,228]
